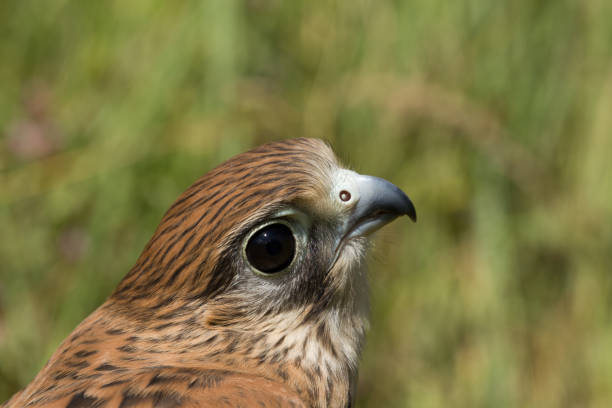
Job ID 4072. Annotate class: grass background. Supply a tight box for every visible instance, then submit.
[1,1,612,406]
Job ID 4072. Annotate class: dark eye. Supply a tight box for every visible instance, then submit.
[245,223,296,274]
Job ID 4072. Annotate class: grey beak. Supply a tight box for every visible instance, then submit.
[344,175,416,240]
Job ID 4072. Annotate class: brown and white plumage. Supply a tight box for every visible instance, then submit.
[3,138,416,408]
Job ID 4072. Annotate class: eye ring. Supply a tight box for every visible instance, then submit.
[339,190,351,202]
[242,219,298,276]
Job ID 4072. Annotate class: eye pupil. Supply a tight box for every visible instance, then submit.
[266,240,282,255]
[245,223,295,273]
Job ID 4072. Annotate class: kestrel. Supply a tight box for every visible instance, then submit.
[3,138,416,408]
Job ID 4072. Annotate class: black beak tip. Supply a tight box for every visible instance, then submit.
[393,182,416,223]
[406,197,417,223]
[382,179,417,223]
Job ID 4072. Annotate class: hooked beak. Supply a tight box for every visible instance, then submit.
[343,175,416,242]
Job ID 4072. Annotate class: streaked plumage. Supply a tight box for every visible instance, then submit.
[3,138,415,408]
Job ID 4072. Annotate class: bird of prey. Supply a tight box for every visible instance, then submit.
[3,138,416,408]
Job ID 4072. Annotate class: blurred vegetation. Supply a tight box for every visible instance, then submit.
[1,0,612,406]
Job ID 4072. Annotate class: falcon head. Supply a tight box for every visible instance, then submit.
[6,138,415,408]
[104,138,416,406]
[113,138,414,321]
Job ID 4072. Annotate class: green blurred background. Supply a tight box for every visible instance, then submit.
[1,1,612,406]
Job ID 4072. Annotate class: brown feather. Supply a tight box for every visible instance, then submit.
[3,138,391,408]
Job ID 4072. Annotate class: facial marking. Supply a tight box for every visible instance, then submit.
[6,139,415,408]
[331,169,360,208]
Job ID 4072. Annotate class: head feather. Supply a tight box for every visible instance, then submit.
[112,139,338,310]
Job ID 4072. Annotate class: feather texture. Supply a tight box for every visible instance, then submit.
[3,138,414,408]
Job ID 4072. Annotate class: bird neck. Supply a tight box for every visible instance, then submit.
[96,298,369,408]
